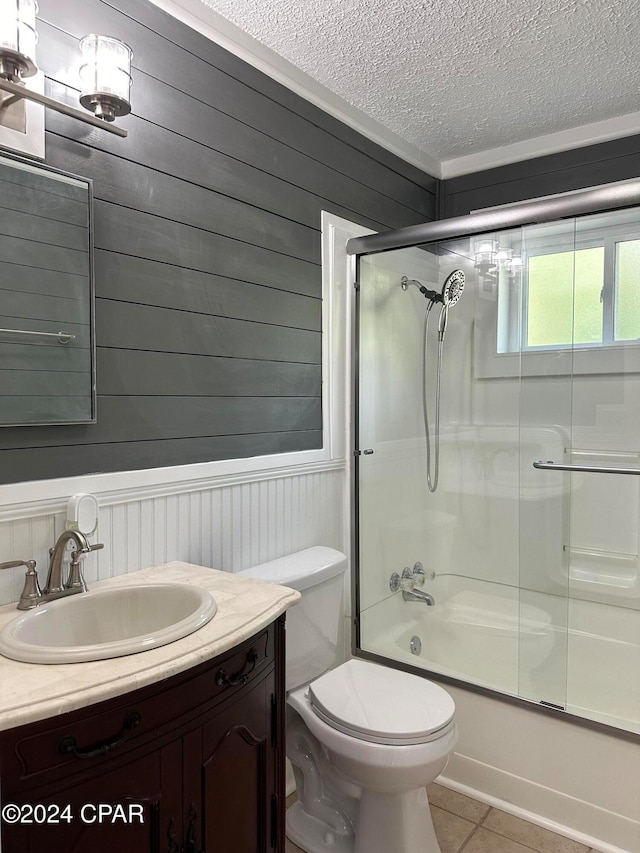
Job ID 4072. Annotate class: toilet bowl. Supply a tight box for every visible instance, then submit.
[287,658,457,853]
[238,547,457,853]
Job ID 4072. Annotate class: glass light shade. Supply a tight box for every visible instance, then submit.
[79,34,132,122]
[0,0,38,81]
[474,238,498,274]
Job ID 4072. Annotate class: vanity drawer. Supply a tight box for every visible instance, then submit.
[1,624,275,788]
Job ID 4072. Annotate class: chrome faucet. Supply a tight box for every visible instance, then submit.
[0,530,103,610]
[389,563,436,606]
[44,529,103,598]
[402,586,435,606]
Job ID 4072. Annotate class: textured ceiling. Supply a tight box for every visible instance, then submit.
[198,0,640,170]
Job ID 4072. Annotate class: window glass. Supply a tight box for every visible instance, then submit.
[615,240,640,341]
[527,248,604,347]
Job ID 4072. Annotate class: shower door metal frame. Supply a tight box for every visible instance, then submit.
[347,179,640,257]
[349,177,640,743]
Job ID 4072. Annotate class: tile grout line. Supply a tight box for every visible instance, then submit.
[457,821,480,852]
[436,801,583,853]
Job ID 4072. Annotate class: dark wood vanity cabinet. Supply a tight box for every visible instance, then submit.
[0,616,286,853]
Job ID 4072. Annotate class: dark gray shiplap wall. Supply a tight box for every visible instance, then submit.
[440,134,640,217]
[0,0,437,485]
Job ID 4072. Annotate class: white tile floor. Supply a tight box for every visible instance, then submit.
[285,783,600,853]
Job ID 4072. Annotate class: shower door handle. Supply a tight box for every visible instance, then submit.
[533,460,640,475]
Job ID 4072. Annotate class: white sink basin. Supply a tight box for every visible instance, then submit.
[0,583,217,664]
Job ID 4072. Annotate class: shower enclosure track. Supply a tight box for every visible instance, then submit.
[346,179,640,256]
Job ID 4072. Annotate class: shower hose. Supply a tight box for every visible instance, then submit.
[422,301,445,493]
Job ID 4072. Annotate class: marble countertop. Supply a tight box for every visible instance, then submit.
[0,562,300,732]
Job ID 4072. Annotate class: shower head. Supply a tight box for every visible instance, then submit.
[441,269,465,307]
[436,270,465,341]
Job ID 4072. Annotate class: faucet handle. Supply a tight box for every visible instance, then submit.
[0,560,42,610]
[66,543,103,591]
[70,542,104,559]
[0,559,36,572]
[412,562,425,586]
[400,567,416,592]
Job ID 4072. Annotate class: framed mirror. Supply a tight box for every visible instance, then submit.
[0,152,95,426]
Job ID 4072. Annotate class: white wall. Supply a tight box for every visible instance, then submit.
[0,462,346,607]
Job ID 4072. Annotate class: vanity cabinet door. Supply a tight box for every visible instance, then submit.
[198,670,278,853]
[1,740,182,853]
[0,617,286,853]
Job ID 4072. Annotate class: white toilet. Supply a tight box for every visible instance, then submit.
[239,546,457,853]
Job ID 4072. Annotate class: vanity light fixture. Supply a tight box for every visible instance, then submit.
[474,238,499,277]
[474,239,522,280]
[0,0,37,83]
[0,1,131,139]
[79,34,132,123]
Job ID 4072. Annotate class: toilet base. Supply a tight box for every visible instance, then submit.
[355,787,440,853]
[287,786,442,853]
[287,801,354,853]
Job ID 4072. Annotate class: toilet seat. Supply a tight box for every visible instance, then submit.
[308,659,455,745]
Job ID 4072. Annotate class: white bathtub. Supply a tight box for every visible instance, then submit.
[360,580,640,735]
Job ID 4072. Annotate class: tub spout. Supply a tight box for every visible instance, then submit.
[402,588,435,605]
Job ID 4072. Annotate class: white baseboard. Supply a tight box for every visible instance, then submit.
[439,754,638,853]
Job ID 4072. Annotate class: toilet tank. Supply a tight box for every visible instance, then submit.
[238,547,347,691]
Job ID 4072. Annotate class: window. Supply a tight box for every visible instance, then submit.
[616,240,640,341]
[522,238,640,352]
[475,208,640,379]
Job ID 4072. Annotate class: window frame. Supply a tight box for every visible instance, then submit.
[520,230,640,353]
[475,217,640,380]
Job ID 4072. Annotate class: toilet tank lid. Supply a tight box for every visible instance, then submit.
[237,546,347,591]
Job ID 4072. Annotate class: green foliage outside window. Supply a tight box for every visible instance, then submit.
[616,241,640,341]
[527,248,604,347]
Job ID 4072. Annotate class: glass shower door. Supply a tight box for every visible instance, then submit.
[516,219,576,711]
[357,246,442,662]
[563,210,640,732]
[355,206,640,736]
[356,237,529,695]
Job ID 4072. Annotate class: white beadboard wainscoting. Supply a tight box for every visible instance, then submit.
[0,461,347,608]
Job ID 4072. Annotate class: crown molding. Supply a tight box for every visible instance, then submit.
[146,1,640,186]
[440,111,640,179]
[144,0,442,178]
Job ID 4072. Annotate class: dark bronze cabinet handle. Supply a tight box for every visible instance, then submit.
[186,804,204,853]
[167,816,181,853]
[58,712,141,759]
[215,647,258,687]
